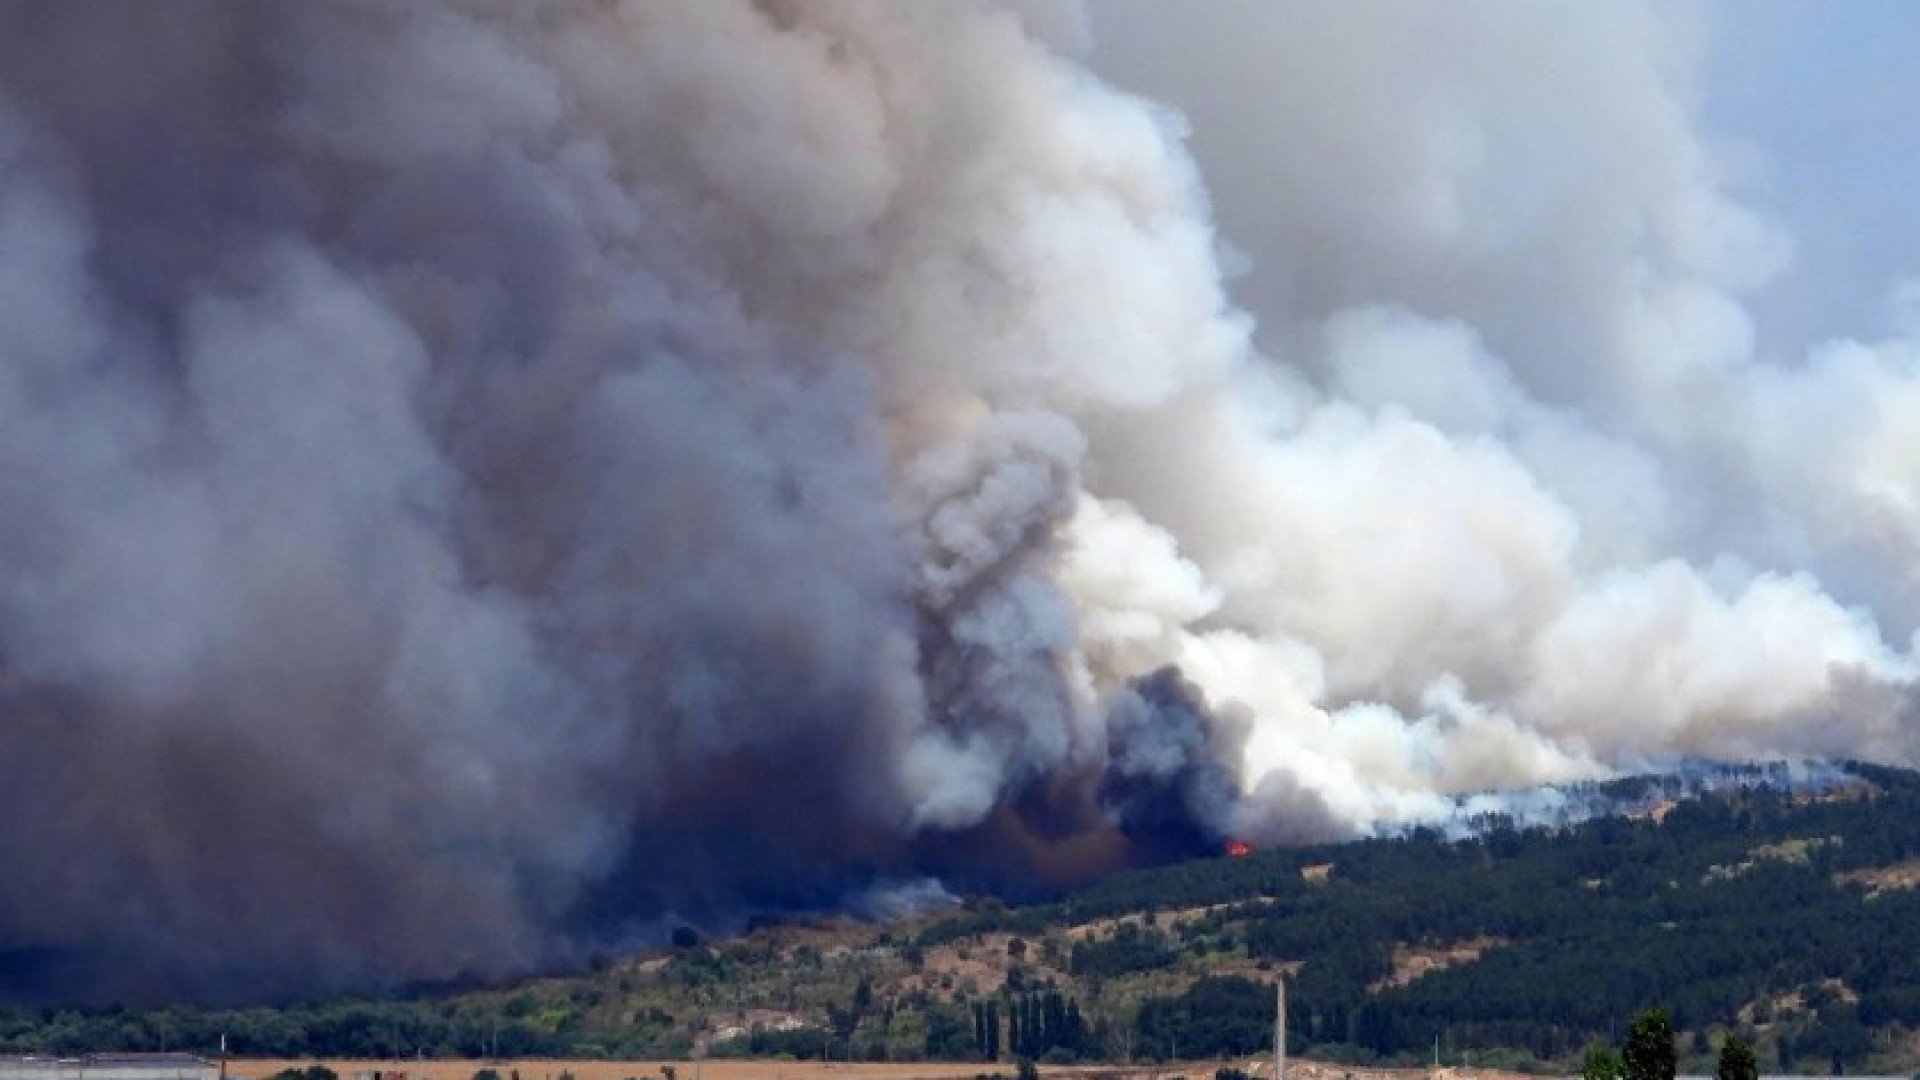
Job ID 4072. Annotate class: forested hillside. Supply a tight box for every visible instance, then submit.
[6,764,1919,1075]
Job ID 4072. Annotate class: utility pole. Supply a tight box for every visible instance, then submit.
[1274,977,1286,1080]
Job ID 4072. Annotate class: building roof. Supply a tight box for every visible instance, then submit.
[1,1056,212,1068]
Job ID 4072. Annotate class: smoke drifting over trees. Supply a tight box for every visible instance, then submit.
[0,1,1914,999]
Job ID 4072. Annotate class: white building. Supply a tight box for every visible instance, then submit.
[0,1055,219,1080]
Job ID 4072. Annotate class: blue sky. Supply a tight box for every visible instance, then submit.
[1699,0,1920,353]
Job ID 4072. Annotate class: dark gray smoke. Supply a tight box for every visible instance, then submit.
[0,0,1211,1002]
[1,1,1916,1002]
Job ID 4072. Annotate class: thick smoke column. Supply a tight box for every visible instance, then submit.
[0,1,1915,1000]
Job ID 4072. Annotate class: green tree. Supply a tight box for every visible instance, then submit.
[1715,1036,1757,1080]
[924,1001,974,1061]
[1581,1043,1625,1080]
[1623,1009,1676,1080]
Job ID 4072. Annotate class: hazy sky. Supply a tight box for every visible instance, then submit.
[1090,0,1920,358]
[1696,1,1920,353]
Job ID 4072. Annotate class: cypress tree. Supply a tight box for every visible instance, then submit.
[1623,1009,1676,1080]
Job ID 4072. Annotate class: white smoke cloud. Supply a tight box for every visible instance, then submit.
[0,0,1915,997]
[1079,0,1920,833]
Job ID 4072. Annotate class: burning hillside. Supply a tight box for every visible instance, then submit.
[0,2,1916,1001]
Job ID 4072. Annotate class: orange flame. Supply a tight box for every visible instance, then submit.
[1224,839,1252,858]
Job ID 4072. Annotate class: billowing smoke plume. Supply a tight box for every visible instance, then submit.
[0,0,1915,1000]
[1390,759,1863,841]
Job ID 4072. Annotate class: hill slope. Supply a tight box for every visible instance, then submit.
[6,764,1920,1074]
